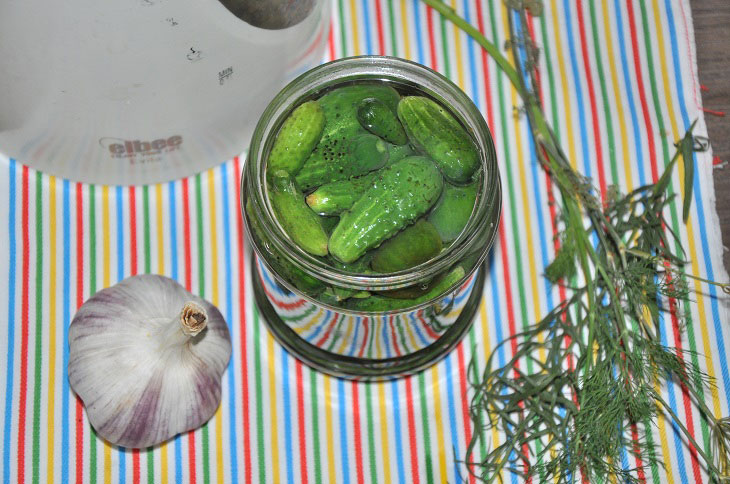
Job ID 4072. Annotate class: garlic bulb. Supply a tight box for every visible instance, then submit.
[68,274,232,448]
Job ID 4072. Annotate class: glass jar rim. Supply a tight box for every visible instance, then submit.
[241,55,501,291]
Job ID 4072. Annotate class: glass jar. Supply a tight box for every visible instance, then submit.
[241,56,501,379]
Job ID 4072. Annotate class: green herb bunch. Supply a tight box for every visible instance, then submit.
[420,0,730,482]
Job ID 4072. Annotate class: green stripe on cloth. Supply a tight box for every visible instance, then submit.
[31,171,42,484]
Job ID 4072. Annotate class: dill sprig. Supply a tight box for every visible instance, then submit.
[419,0,730,481]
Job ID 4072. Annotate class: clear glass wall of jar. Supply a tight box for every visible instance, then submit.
[241,56,501,379]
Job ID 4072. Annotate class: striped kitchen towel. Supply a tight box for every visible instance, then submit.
[1,0,728,483]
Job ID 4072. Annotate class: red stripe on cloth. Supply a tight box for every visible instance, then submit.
[630,424,646,482]
[404,377,421,484]
[129,186,140,482]
[17,166,29,484]
[295,361,309,484]
[474,0,494,127]
[259,278,308,311]
[75,182,85,484]
[416,311,440,341]
[667,273,703,479]
[374,0,386,55]
[185,178,198,484]
[132,448,140,484]
[390,317,402,357]
[182,176,197,484]
[182,178,193,291]
[328,20,336,60]
[426,6,439,71]
[234,158,253,484]
[187,430,197,483]
[129,187,138,276]
[624,0,658,181]
[351,383,365,484]
[357,318,369,358]
[575,0,607,201]
[315,313,341,348]
[456,344,475,484]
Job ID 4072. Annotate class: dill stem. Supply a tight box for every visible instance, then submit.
[656,397,720,477]
[626,248,730,293]
[677,273,730,294]
[419,0,523,92]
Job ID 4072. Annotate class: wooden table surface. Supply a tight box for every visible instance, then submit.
[691,0,730,272]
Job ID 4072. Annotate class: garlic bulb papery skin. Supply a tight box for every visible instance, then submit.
[68,274,232,448]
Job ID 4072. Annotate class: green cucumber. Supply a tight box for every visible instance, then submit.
[245,200,324,295]
[320,286,371,305]
[357,98,408,145]
[269,171,329,256]
[295,134,388,191]
[386,143,414,164]
[329,156,444,263]
[308,84,401,166]
[319,215,341,234]
[328,256,375,275]
[306,171,379,216]
[428,181,478,243]
[318,84,401,140]
[397,96,480,184]
[267,100,325,176]
[345,266,465,312]
[371,220,443,273]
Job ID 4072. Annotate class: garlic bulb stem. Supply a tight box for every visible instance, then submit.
[179,302,208,336]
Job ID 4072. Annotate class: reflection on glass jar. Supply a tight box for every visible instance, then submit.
[241,56,501,379]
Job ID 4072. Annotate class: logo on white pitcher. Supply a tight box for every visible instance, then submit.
[100,136,183,161]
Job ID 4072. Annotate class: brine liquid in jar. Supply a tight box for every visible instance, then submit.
[261,80,484,311]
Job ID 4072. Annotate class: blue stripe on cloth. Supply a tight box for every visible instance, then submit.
[337,378,351,484]
[382,318,391,358]
[614,0,647,187]
[2,160,16,484]
[61,178,71,484]
[220,164,239,484]
[305,311,333,343]
[664,0,730,406]
[412,0,426,64]
[116,186,125,282]
[348,317,361,357]
[257,258,293,299]
[408,312,431,348]
[165,181,184,483]
[281,348,294,484]
[562,0,593,182]
[168,182,178,282]
[115,185,127,482]
[444,355,462,483]
[390,380,406,484]
[360,0,373,54]
[462,0,481,110]
[659,307,689,484]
